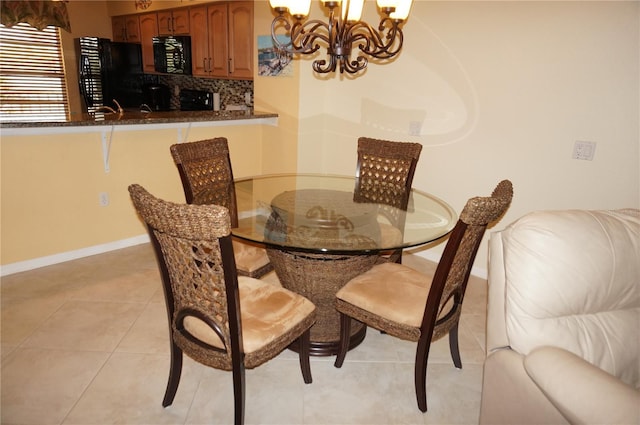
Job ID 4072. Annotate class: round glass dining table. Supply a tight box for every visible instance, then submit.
[233,173,457,356]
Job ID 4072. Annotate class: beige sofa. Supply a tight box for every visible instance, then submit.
[479,209,640,425]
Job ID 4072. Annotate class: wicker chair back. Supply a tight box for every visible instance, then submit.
[170,138,273,278]
[354,137,423,263]
[170,138,238,227]
[354,137,423,210]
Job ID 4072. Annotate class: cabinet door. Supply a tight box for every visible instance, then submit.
[139,13,158,73]
[158,9,189,35]
[189,6,210,77]
[172,9,190,35]
[124,15,141,43]
[157,11,172,35]
[228,1,253,79]
[208,3,229,78]
[112,16,127,42]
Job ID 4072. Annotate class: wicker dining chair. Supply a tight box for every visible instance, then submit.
[354,137,423,263]
[170,138,273,278]
[334,180,514,412]
[128,184,316,425]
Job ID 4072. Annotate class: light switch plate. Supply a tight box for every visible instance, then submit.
[572,140,596,161]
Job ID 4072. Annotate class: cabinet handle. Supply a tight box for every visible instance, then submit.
[203,58,208,73]
[208,58,212,74]
[228,58,233,74]
[170,17,174,33]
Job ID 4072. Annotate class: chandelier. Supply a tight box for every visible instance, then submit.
[269,0,413,75]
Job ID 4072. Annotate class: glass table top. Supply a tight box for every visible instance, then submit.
[233,173,457,254]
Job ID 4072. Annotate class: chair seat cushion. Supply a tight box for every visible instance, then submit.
[184,276,316,354]
[336,262,430,328]
[232,239,270,274]
[379,222,403,247]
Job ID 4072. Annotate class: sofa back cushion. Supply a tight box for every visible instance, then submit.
[496,209,640,388]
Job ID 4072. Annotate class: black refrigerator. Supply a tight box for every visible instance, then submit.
[75,37,144,113]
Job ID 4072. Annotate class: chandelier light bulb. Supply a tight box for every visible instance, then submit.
[342,0,364,22]
[389,0,413,20]
[376,0,398,11]
[269,0,289,10]
[288,0,312,17]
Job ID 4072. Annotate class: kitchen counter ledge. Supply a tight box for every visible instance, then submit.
[0,109,278,135]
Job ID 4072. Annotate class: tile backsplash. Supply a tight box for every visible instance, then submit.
[155,74,253,110]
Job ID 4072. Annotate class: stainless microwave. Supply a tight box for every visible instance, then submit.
[152,36,191,74]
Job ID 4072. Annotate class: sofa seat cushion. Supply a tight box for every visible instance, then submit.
[500,209,640,388]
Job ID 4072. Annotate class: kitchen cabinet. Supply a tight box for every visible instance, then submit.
[227,2,253,79]
[139,13,158,73]
[189,2,253,79]
[158,9,190,35]
[112,15,140,43]
[189,6,209,77]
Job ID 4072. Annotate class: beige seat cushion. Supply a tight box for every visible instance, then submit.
[232,239,270,274]
[184,276,315,354]
[336,262,430,328]
[378,222,403,247]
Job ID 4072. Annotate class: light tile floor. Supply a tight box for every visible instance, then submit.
[1,244,487,425]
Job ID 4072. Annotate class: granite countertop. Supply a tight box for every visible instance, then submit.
[0,109,278,129]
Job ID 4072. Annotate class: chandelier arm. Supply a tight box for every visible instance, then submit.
[347,19,404,59]
[272,17,332,55]
[343,55,368,73]
[313,55,334,73]
[291,20,331,51]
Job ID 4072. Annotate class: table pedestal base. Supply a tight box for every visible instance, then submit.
[266,248,378,356]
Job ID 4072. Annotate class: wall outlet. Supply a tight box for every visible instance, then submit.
[409,121,422,136]
[572,140,596,161]
[99,192,109,207]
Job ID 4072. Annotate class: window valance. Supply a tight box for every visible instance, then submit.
[0,0,71,32]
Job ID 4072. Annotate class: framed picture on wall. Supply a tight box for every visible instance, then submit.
[257,35,293,77]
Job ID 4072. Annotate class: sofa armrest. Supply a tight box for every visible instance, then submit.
[480,349,570,425]
[524,346,640,425]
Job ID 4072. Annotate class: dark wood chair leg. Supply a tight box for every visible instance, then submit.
[298,328,313,383]
[162,342,183,407]
[232,362,246,425]
[415,337,430,412]
[449,323,462,369]
[333,313,352,368]
[391,249,403,264]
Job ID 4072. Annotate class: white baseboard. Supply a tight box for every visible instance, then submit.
[0,234,487,280]
[0,235,150,277]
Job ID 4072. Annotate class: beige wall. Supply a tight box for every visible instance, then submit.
[0,124,266,266]
[290,1,640,266]
[253,0,300,174]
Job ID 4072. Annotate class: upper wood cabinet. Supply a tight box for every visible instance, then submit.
[227,2,253,79]
[112,15,140,43]
[158,9,190,35]
[189,2,253,79]
[139,13,158,73]
[189,6,209,77]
